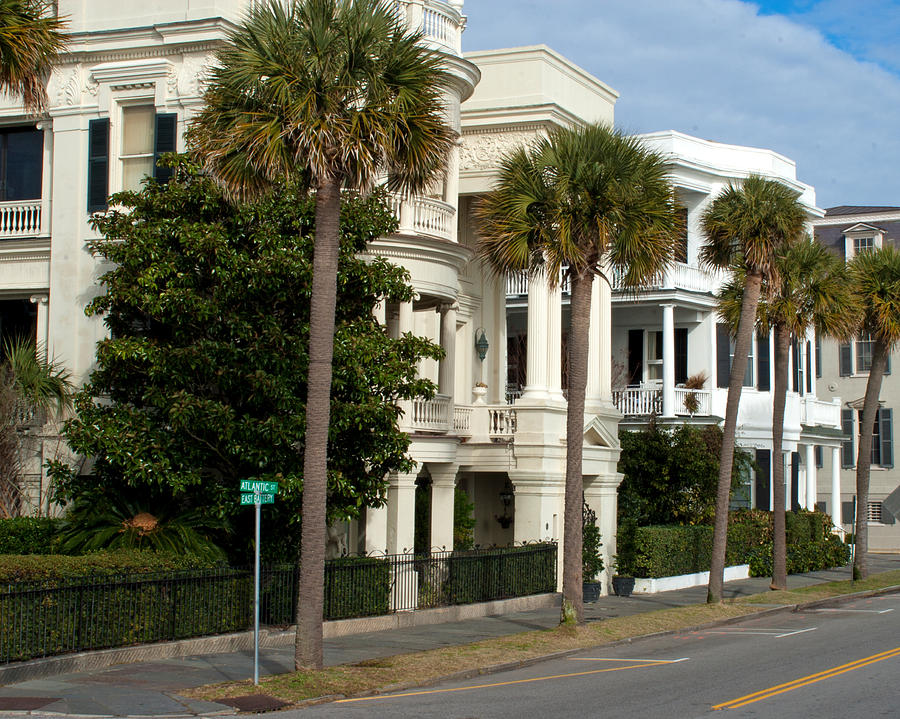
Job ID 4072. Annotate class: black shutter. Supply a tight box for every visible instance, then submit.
[885,351,892,376]
[755,449,771,511]
[815,336,822,378]
[627,329,643,385]
[790,451,800,511]
[154,113,177,184]
[883,504,896,525]
[675,327,688,385]
[805,341,813,394]
[841,408,855,467]
[880,408,893,468]
[839,343,852,376]
[757,331,770,391]
[841,500,854,524]
[815,445,823,468]
[87,118,109,212]
[815,500,826,514]
[791,338,800,393]
[716,323,730,389]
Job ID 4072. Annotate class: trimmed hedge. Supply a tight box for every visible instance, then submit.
[623,510,849,579]
[0,518,63,555]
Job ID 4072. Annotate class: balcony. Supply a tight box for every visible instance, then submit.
[389,193,455,243]
[411,396,518,442]
[0,200,43,239]
[610,262,727,295]
[800,396,841,428]
[612,385,713,417]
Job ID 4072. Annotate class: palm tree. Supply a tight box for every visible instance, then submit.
[0,0,66,114]
[700,174,808,603]
[478,123,677,624]
[188,0,452,670]
[719,238,856,589]
[846,245,900,580]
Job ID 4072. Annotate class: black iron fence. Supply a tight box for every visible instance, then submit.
[0,543,556,664]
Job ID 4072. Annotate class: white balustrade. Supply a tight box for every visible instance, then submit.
[488,407,517,441]
[0,200,42,238]
[411,394,451,432]
[394,1,463,53]
[612,387,662,416]
[674,387,712,416]
[505,267,570,297]
[802,397,841,428]
[453,405,473,436]
[609,262,726,294]
[390,193,455,242]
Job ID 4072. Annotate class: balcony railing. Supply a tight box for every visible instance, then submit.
[0,200,42,239]
[390,193,455,242]
[609,262,726,295]
[505,268,570,297]
[488,407,517,441]
[394,0,463,54]
[453,405,473,435]
[800,397,841,428]
[411,394,452,433]
[613,387,661,416]
[674,387,712,416]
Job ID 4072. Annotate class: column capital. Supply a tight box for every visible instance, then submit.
[30,294,48,305]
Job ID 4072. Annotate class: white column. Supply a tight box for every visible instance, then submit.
[398,300,414,335]
[387,470,418,554]
[805,443,817,510]
[809,332,818,396]
[599,272,612,403]
[30,294,49,359]
[831,446,842,528]
[547,277,564,401]
[492,275,508,404]
[397,300,415,430]
[445,140,460,241]
[586,275,601,403]
[439,303,457,399]
[373,300,386,326]
[361,505,388,554]
[662,304,676,417]
[510,472,565,591]
[784,451,792,510]
[430,464,458,551]
[522,269,550,400]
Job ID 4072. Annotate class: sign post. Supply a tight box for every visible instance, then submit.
[239,480,279,685]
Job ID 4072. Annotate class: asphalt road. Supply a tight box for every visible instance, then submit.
[274,592,900,719]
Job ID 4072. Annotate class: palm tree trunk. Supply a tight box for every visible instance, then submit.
[771,324,790,590]
[295,176,342,671]
[561,270,591,625]
[708,271,762,603]
[854,339,889,581]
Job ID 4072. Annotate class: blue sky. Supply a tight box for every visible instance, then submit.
[460,1,900,209]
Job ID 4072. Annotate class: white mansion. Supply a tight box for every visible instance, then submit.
[0,0,858,592]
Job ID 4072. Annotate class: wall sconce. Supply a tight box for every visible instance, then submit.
[475,328,489,361]
[495,480,514,528]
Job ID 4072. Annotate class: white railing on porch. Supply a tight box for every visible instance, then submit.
[800,397,841,428]
[612,387,661,416]
[411,394,451,432]
[390,193,455,242]
[488,407,517,440]
[674,387,712,416]
[453,405,473,435]
[609,262,726,295]
[0,200,42,238]
[505,267,571,297]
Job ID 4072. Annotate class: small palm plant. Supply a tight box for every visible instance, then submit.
[682,371,708,415]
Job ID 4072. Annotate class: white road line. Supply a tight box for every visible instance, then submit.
[807,608,895,614]
[568,657,690,663]
[775,627,818,638]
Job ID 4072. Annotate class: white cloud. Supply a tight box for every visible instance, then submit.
[461,0,900,208]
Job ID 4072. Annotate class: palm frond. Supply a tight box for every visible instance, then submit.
[849,245,900,349]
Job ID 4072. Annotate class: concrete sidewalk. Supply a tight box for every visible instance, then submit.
[1,555,898,717]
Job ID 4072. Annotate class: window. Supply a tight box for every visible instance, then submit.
[121,106,156,192]
[647,330,663,382]
[814,445,823,468]
[842,407,894,468]
[0,126,42,201]
[839,335,891,376]
[854,236,875,255]
[87,110,177,212]
[731,334,754,387]
[716,323,754,388]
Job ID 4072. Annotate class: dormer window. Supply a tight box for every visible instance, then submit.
[843,223,883,259]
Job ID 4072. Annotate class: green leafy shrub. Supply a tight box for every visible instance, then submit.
[323,557,391,620]
[0,517,62,554]
[445,544,557,604]
[582,503,604,581]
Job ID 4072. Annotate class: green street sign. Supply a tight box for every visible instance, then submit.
[239,480,280,494]
[240,492,275,505]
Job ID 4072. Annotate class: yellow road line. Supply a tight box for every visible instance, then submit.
[714,645,900,710]
[336,660,671,704]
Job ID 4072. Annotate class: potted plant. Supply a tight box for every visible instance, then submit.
[681,371,708,416]
[582,501,604,602]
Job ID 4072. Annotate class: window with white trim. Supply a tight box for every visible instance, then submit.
[839,334,891,377]
[121,106,156,193]
[841,407,894,468]
[853,236,875,255]
[646,330,663,382]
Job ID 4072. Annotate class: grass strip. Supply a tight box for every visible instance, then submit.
[182,569,900,707]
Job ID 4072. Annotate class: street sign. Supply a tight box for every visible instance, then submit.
[240,492,275,505]
[239,480,280,494]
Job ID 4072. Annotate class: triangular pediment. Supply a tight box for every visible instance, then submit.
[843,223,883,235]
[583,415,619,448]
[846,397,885,410]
